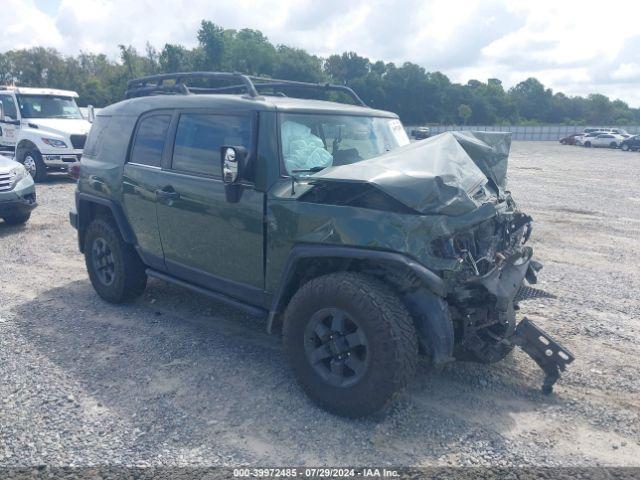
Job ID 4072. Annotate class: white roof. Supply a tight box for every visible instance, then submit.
[0,85,79,97]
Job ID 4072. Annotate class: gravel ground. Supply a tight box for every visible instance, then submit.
[1,141,639,468]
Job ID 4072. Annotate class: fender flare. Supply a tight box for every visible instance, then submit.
[267,244,448,332]
[75,191,137,252]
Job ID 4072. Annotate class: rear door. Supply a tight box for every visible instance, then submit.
[155,110,266,305]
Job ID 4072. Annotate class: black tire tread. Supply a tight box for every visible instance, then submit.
[283,272,418,417]
[23,149,47,183]
[84,217,147,303]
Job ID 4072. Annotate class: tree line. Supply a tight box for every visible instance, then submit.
[1,20,638,126]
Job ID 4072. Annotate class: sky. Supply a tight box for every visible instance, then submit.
[2,0,640,106]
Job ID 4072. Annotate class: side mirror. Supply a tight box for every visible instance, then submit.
[87,105,95,123]
[221,146,247,184]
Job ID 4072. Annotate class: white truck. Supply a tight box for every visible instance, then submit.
[0,86,93,182]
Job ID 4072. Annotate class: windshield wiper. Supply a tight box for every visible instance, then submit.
[289,166,326,195]
[291,166,326,174]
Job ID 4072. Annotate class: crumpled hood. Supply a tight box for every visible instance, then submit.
[25,118,91,137]
[309,131,511,216]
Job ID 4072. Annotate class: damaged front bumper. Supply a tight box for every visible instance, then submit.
[427,201,575,393]
[466,243,575,393]
[511,318,574,394]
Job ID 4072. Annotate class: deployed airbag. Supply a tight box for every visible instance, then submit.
[281,121,333,173]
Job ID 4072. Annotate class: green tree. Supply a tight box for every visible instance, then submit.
[273,45,323,82]
[458,104,472,125]
[1,20,638,121]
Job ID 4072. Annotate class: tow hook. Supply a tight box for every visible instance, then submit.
[509,318,575,394]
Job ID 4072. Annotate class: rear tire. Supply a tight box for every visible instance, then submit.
[84,217,147,303]
[2,212,31,225]
[283,272,418,417]
[21,149,47,183]
[584,141,592,148]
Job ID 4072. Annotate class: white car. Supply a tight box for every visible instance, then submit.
[0,86,93,182]
[582,133,624,148]
[575,131,607,146]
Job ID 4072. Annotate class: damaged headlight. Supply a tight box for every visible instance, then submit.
[8,164,28,190]
[431,232,477,260]
[431,213,533,278]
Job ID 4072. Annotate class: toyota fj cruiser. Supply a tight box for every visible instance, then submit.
[70,72,573,417]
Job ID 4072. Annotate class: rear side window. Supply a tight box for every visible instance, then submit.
[171,113,251,177]
[130,114,171,167]
[83,115,111,157]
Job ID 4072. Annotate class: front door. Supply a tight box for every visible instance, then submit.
[121,112,172,270]
[155,111,265,305]
[0,94,20,148]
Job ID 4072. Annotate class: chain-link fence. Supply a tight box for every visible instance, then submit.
[406,125,640,141]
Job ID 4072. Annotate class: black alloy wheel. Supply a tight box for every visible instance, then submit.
[303,307,369,388]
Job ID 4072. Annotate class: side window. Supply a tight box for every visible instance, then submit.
[83,115,111,157]
[0,94,18,119]
[171,113,251,177]
[130,114,171,167]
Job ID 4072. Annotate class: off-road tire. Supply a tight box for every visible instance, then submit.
[2,212,31,225]
[21,149,47,183]
[84,217,147,303]
[283,272,418,417]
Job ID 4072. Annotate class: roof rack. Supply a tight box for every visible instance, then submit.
[124,71,367,107]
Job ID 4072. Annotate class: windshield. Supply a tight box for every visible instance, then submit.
[16,95,83,119]
[279,113,410,175]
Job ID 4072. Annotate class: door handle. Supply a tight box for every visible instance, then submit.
[155,187,180,203]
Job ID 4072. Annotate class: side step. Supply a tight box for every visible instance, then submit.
[145,269,267,319]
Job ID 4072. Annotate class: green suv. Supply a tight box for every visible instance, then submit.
[70,72,573,416]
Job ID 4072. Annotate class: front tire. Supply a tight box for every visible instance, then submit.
[84,217,147,303]
[21,149,47,183]
[584,141,592,148]
[621,144,629,151]
[283,272,418,417]
[2,212,31,225]
[609,142,618,148]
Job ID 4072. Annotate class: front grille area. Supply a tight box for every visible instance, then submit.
[0,172,12,192]
[70,134,87,149]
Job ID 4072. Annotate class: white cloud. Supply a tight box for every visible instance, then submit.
[2,0,640,106]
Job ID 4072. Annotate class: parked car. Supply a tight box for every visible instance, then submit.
[559,133,581,145]
[0,86,93,182]
[70,72,573,417]
[411,126,430,140]
[619,135,640,151]
[575,131,606,146]
[583,133,623,148]
[610,128,629,136]
[0,153,37,225]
